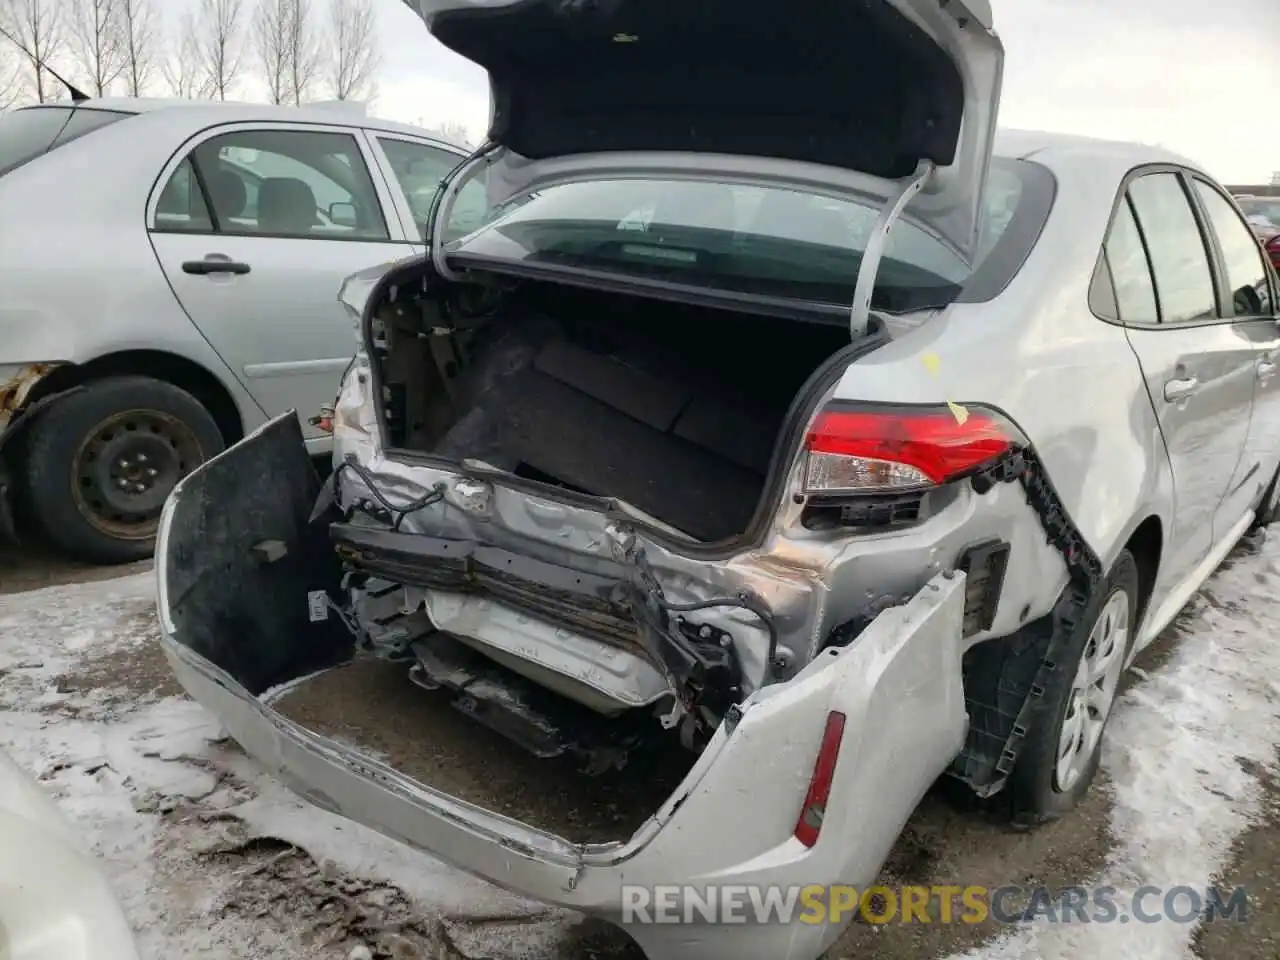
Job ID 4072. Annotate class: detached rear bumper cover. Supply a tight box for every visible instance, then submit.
[156,413,970,960]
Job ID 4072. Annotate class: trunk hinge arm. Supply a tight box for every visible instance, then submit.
[429,143,501,282]
[848,159,936,339]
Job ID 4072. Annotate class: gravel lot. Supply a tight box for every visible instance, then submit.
[1,536,1278,959]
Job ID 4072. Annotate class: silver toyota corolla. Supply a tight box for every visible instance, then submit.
[156,1,1280,957]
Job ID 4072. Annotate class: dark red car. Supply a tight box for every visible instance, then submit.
[1235,195,1280,271]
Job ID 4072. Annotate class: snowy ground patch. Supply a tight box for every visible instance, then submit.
[950,531,1280,960]
[0,573,595,960]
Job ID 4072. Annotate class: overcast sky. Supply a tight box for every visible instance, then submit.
[298,0,1280,184]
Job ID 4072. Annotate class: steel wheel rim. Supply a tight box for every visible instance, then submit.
[1054,589,1129,792]
[70,409,204,541]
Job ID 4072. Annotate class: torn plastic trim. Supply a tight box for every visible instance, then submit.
[849,160,936,339]
[329,521,777,725]
[948,445,1104,797]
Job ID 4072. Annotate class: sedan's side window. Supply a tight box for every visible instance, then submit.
[156,128,390,241]
[1192,180,1274,317]
[1101,198,1159,326]
[377,137,490,240]
[1127,173,1217,325]
[154,158,213,232]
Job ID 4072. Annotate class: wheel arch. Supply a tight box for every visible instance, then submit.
[23,350,245,446]
[1118,514,1163,634]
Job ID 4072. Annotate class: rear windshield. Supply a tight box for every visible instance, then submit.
[454,159,1043,313]
[0,106,132,178]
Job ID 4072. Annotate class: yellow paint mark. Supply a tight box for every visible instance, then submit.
[921,352,941,377]
[947,401,969,424]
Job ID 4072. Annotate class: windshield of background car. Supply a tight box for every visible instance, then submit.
[0,106,132,178]
[452,161,1032,311]
[1238,197,1280,226]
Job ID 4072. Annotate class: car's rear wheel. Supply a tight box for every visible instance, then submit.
[23,376,224,565]
[1007,549,1139,826]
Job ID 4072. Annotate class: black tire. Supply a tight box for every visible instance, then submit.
[1007,549,1140,826]
[23,376,224,565]
[1251,465,1280,530]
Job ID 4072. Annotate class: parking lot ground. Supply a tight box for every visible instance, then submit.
[2,535,1279,959]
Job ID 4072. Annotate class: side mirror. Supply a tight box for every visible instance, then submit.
[328,201,358,228]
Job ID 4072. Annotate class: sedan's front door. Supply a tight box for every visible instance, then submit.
[1108,171,1255,591]
[148,123,410,449]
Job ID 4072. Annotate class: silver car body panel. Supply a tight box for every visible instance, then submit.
[156,415,971,959]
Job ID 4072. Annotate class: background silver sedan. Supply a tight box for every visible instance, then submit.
[0,97,488,564]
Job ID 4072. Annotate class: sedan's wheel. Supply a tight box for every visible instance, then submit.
[1053,590,1128,793]
[1008,549,1139,826]
[23,376,225,565]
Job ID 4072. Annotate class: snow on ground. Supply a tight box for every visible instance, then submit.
[1,531,1279,959]
[957,532,1280,960]
[0,573,586,960]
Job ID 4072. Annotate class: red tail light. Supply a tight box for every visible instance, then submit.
[802,403,1024,495]
[794,711,846,848]
[1266,235,1280,270]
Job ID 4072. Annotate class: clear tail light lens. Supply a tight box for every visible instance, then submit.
[802,403,1025,496]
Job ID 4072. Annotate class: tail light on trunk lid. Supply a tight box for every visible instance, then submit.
[1266,235,1280,271]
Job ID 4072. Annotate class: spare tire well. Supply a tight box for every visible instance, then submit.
[24,351,244,446]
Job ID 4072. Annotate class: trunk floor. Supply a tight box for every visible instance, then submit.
[271,655,695,845]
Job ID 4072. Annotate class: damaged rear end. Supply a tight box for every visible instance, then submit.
[156,1,1028,955]
[158,413,973,958]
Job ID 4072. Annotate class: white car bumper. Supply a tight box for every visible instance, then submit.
[0,749,140,960]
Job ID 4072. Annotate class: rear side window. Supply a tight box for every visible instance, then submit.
[0,107,131,178]
[1102,200,1160,325]
[1127,173,1217,325]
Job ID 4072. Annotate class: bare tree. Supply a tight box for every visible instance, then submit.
[252,0,289,104]
[115,0,157,96]
[325,0,379,102]
[0,43,21,108]
[69,0,124,96]
[283,0,320,104]
[0,0,65,103]
[435,121,473,148]
[191,0,244,101]
[160,9,210,98]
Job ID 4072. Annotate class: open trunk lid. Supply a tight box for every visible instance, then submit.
[403,0,1004,264]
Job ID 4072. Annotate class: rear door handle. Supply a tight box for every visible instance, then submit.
[1163,377,1199,402]
[182,257,251,276]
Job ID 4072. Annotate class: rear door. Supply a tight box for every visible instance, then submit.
[1188,178,1280,529]
[1106,169,1255,589]
[148,123,412,449]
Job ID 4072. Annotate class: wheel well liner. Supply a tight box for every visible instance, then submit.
[24,351,244,445]
[1123,516,1162,631]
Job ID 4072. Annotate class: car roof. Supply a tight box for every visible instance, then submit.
[994,128,1209,178]
[32,96,471,154]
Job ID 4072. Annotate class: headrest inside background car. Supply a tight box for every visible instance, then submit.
[258,177,318,233]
